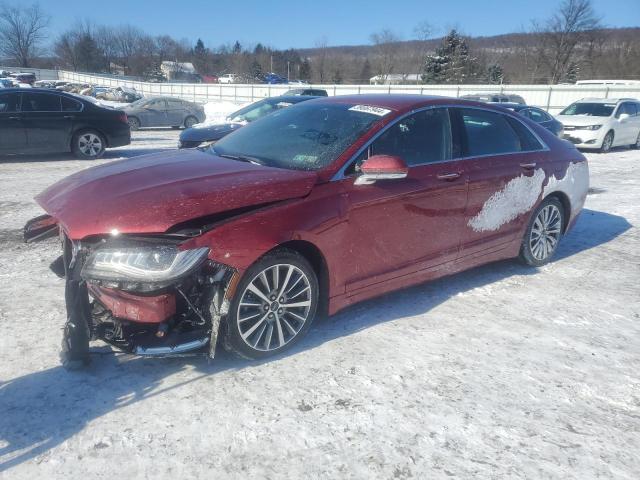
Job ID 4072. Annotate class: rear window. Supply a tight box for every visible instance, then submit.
[460,108,522,156]
[61,96,82,112]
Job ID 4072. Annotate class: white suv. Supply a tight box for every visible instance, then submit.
[556,98,640,152]
[218,74,239,84]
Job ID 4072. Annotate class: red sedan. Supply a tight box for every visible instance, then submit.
[26,95,589,367]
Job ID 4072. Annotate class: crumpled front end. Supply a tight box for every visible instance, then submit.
[30,227,237,367]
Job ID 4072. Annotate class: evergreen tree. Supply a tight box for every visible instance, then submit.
[360,59,372,84]
[233,41,242,54]
[422,29,481,84]
[562,62,579,83]
[193,38,208,74]
[299,58,311,81]
[332,67,343,84]
[486,63,504,84]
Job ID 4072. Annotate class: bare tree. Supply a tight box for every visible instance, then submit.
[0,2,49,67]
[314,36,329,83]
[413,21,435,79]
[370,29,400,81]
[533,0,601,83]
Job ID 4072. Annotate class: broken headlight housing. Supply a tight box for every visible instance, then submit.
[81,245,209,289]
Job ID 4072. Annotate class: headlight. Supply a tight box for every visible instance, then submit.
[576,124,602,130]
[81,245,209,284]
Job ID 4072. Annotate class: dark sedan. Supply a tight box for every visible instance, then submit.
[0,88,130,159]
[179,95,318,149]
[496,103,564,137]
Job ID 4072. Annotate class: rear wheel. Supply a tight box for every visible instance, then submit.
[600,130,614,153]
[184,116,198,128]
[128,116,141,131]
[225,249,319,359]
[519,197,564,267]
[72,130,106,159]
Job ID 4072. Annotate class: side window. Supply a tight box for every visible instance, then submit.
[148,99,166,110]
[61,96,82,112]
[460,108,522,156]
[21,93,61,112]
[370,108,452,166]
[166,100,184,109]
[627,103,638,117]
[615,103,635,118]
[506,117,544,151]
[0,93,20,113]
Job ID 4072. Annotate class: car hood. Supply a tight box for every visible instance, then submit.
[555,115,609,126]
[36,150,317,239]
[180,122,244,142]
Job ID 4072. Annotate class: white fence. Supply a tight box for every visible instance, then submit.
[9,68,640,114]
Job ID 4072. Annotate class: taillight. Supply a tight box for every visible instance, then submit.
[118,113,128,124]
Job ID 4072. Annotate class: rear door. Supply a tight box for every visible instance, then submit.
[0,92,27,151]
[341,107,469,292]
[20,92,72,151]
[455,107,548,258]
[166,99,186,126]
[614,102,636,144]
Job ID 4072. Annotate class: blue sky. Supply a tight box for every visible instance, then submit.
[37,0,640,49]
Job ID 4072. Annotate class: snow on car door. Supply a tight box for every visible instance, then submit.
[456,108,549,258]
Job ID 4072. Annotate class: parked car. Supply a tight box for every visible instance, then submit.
[0,78,14,88]
[95,86,142,103]
[461,93,526,104]
[218,74,239,84]
[9,72,36,85]
[556,98,640,152]
[286,88,328,97]
[179,95,318,148]
[123,97,205,130]
[495,103,564,137]
[26,94,589,368]
[0,88,130,159]
[263,73,288,84]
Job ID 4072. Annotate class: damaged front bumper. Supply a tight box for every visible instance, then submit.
[25,219,237,365]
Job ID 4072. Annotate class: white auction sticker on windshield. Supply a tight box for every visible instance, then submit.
[349,105,392,116]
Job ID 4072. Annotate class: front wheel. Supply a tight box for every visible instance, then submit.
[600,130,614,153]
[632,131,640,150]
[519,197,564,267]
[72,130,106,159]
[128,116,141,131]
[225,249,319,359]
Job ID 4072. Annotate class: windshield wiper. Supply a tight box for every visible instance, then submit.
[216,153,264,166]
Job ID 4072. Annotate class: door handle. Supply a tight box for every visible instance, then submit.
[437,172,461,181]
[8,116,20,120]
[63,115,74,119]
[520,162,537,170]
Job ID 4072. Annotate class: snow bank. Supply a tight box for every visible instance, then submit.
[202,100,248,125]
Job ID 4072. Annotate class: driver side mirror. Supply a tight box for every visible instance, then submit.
[619,113,630,122]
[355,155,409,185]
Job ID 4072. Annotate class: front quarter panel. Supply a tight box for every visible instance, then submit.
[180,181,348,298]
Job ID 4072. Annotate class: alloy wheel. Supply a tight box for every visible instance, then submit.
[529,204,562,261]
[236,264,312,352]
[601,132,613,152]
[78,133,103,157]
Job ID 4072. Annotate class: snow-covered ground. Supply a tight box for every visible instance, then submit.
[0,135,639,479]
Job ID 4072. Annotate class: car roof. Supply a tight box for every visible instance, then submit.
[307,94,500,113]
[576,97,637,103]
[267,95,319,103]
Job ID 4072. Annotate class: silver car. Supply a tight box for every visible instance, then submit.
[123,97,205,130]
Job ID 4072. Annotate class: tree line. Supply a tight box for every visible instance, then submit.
[1,0,638,84]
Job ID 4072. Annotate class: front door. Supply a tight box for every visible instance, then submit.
[20,92,72,151]
[166,99,186,126]
[340,108,469,292]
[0,92,27,152]
[139,99,167,127]
[455,107,549,258]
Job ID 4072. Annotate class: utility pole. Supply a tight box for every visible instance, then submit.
[270,55,273,73]
[287,61,290,81]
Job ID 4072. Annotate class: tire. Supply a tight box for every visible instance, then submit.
[128,116,141,131]
[599,130,614,153]
[632,131,640,149]
[71,130,106,160]
[519,197,564,267]
[225,249,319,360]
[184,116,198,128]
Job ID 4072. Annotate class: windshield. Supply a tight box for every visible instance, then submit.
[560,102,615,117]
[228,98,295,123]
[211,102,386,171]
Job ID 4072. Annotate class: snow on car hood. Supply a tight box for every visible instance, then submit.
[555,115,609,127]
[36,150,317,239]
